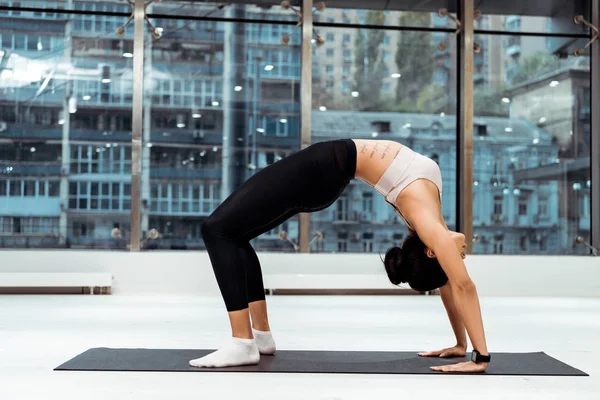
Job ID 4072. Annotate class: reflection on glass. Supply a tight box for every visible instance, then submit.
[143,3,301,251]
[147,0,301,21]
[0,2,132,249]
[472,29,591,254]
[314,5,457,29]
[475,0,590,36]
[310,16,457,253]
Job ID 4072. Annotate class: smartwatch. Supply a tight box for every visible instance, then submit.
[471,350,491,364]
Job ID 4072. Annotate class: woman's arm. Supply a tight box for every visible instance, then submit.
[439,282,467,348]
[428,231,488,356]
[407,209,489,371]
[418,282,468,359]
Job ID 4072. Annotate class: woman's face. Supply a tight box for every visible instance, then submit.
[425,231,467,259]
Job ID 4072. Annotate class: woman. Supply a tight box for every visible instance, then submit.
[190,139,490,373]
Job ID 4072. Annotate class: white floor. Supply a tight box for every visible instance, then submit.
[0,294,598,400]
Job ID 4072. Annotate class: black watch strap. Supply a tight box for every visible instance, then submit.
[471,350,491,363]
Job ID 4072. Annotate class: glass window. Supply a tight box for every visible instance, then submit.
[476,0,590,35]
[144,7,301,251]
[311,19,457,252]
[316,6,446,29]
[472,31,591,254]
[0,6,132,249]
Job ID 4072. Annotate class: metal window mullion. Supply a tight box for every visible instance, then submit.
[129,0,145,251]
[298,0,313,253]
[592,0,600,252]
[458,0,475,252]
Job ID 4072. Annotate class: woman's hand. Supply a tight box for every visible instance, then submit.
[418,345,466,358]
[430,361,488,373]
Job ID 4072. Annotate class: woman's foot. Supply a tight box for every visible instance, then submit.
[252,328,276,355]
[189,337,260,368]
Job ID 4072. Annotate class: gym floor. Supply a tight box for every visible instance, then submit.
[1,294,598,399]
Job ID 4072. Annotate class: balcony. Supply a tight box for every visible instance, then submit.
[506,44,521,57]
[151,62,225,76]
[0,18,66,33]
[256,134,300,148]
[0,124,62,141]
[0,197,61,216]
[150,166,221,180]
[333,210,360,224]
[0,234,64,249]
[0,162,62,176]
[151,130,223,146]
[0,124,226,146]
[491,214,506,225]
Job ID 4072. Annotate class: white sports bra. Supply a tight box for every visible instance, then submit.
[372,145,443,231]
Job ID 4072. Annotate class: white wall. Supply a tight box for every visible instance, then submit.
[0,251,599,297]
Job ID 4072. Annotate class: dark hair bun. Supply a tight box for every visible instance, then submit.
[383,235,448,292]
[383,246,408,285]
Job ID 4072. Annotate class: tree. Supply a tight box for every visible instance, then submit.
[473,86,510,117]
[352,11,386,111]
[394,12,435,106]
[509,52,560,86]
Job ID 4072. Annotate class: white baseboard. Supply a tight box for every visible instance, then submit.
[0,272,112,288]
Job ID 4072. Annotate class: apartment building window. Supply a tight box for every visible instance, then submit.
[337,232,348,252]
[343,49,351,60]
[0,217,59,234]
[326,32,335,41]
[343,34,351,44]
[73,2,130,33]
[0,180,59,197]
[383,35,390,45]
[383,51,390,62]
[326,48,334,57]
[71,144,131,174]
[260,116,298,137]
[0,33,58,52]
[520,236,528,251]
[362,192,373,213]
[326,65,334,75]
[69,182,131,211]
[493,239,504,254]
[342,65,351,76]
[538,198,548,218]
[518,198,528,216]
[493,195,503,215]
[150,182,220,215]
[363,232,374,252]
[506,17,521,32]
[72,222,95,238]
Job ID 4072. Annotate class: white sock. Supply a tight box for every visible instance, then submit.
[189,337,260,368]
[252,328,276,355]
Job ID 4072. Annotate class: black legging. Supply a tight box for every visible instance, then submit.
[201,139,357,311]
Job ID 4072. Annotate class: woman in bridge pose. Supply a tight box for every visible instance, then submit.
[190,139,490,373]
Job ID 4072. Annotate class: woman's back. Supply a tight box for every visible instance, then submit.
[352,139,444,231]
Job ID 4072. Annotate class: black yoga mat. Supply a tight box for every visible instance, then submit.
[54,348,588,376]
